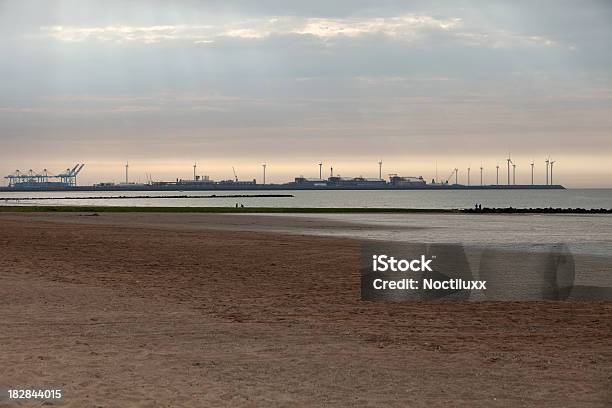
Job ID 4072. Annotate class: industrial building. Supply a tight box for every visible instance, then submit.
[293,176,386,188]
[388,175,427,187]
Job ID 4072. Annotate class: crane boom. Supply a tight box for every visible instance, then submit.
[445,169,456,184]
[74,163,85,176]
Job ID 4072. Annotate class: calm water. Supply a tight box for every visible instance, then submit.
[277,213,611,289]
[264,212,612,256]
[0,188,611,209]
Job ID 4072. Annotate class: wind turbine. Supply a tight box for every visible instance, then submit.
[550,160,556,185]
[545,157,550,185]
[378,160,383,180]
[318,162,323,179]
[262,162,267,185]
[467,166,471,186]
[530,161,534,185]
[480,164,483,186]
[125,161,129,184]
[435,161,438,184]
[496,164,499,185]
[193,162,197,181]
[506,156,512,186]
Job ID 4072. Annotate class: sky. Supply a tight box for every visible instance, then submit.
[0,0,611,186]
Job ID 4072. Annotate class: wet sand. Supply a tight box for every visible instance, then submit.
[0,213,610,407]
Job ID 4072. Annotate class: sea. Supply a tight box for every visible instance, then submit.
[1,188,610,294]
[0,188,611,209]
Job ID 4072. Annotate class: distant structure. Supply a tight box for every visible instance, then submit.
[388,175,426,187]
[3,155,564,191]
[506,156,512,186]
[496,165,499,185]
[550,160,555,185]
[262,163,267,185]
[4,164,85,188]
[295,174,424,188]
[435,161,438,184]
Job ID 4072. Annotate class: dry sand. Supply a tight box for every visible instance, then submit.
[0,213,610,407]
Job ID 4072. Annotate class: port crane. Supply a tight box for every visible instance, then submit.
[57,164,85,186]
[444,168,458,185]
[5,163,85,187]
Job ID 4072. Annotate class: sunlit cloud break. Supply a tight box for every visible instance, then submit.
[40,14,556,48]
[41,24,215,44]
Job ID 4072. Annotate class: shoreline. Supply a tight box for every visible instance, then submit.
[0,205,611,214]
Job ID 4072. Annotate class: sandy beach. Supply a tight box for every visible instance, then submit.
[0,212,610,407]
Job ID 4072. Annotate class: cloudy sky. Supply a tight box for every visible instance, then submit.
[1,0,611,186]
